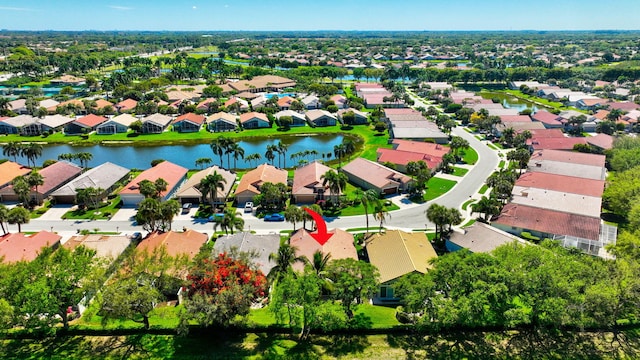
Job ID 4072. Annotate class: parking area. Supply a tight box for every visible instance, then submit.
[110,207,137,222]
[38,205,73,221]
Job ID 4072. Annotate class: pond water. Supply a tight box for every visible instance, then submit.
[479,92,543,112]
[16,134,345,170]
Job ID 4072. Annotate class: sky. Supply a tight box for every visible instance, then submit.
[1,0,639,31]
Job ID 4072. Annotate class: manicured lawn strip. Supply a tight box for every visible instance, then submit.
[462,219,476,227]
[475,135,483,140]
[487,143,499,150]
[61,196,123,220]
[339,202,399,217]
[499,160,506,168]
[424,177,457,201]
[492,142,504,149]
[463,127,474,133]
[451,166,469,177]
[249,304,399,329]
[462,199,475,211]
[460,147,478,165]
[479,184,489,194]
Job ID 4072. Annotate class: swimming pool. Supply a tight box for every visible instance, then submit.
[264,93,297,99]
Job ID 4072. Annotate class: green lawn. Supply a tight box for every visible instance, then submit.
[423,177,457,201]
[462,199,475,211]
[487,143,499,150]
[61,196,123,220]
[460,147,478,165]
[451,166,469,177]
[499,160,506,168]
[479,184,489,194]
[462,219,476,227]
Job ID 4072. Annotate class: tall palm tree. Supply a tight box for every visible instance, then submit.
[276,141,289,168]
[199,172,227,206]
[210,137,226,168]
[7,207,30,233]
[372,203,390,233]
[333,144,346,168]
[265,144,277,166]
[220,138,235,170]
[213,208,244,235]
[307,250,332,276]
[2,142,23,163]
[229,141,245,170]
[267,243,306,281]
[76,152,93,170]
[26,170,44,205]
[0,204,9,234]
[321,170,348,206]
[353,188,379,235]
[426,203,449,242]
[245,153,262,168]
[195,157,213,169]
[21,142,43,168]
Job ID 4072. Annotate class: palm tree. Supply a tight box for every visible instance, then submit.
[199,172,227,205]
[76,152,93,170]
[284,205,304,231]
[471,196,501,222]
[353,188,379,235]
[210,137,226,168]
[195,157,213,169]
[333,143,346,168]
[341,139,356,161]
[159,199,181,231]
[265,144,277,166]
[321,170,348,206]
[276,141,289,168]
[306,250,332,276]
[2,142,23,163]
[7,207,30,233]
[26,170,44,205]
[0,204,9,234]
[245,153,262,168]
[21,142,43,168]
[213,208,244,235]
[11,176,31,207]
[372,203,390,233]
[267,243,306,281]
[229,141,245,170]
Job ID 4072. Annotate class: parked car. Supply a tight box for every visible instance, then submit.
[244,202,254,213]
[208,213,224,222]
[263,213,285,222]
[182,203,192,214]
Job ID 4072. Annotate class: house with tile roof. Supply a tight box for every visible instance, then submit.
[289,228,358,272]
[274,110,306,127]
[50,162,130,203]
[514,172,604,198]
[137,230,208,260]
[277,96,296,110]
[305,109,338,127]
[0,161,31,191]
[196,98,218,112]
[292,161,338,204]
[206,112,238,132]
[224,97,250,112]
[447,222,527,253]
[115,98,138,113]
[586,133,614,151]
[235,163,287,205]
[527,150,606,180]
[0,115,40,135]
[142,113,173,134]
[64,234,131,259]
[531,110,564,129]
[119,161,188,206]
[213,232,280,275]
[39,114,74,133]
[301,95,320,110]
[365,230,437,302]
[175,166,236,205]
[65,114,107,134]
[0,161,82,204]
[341,157,414,195]
[0,231,61,263]
[336,108,369,125]
[240,112,270,129]
[96,114,137,134]
[172,112,205,133]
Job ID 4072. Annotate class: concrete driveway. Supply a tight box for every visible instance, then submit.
[37,205,73,221]
[110,207,137,222]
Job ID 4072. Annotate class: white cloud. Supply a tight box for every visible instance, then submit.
[109,5,133,11]
[192,6,197,9]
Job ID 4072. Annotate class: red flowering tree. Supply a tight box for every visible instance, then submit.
[181,252,267,328]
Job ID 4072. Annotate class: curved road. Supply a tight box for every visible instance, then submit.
[22,108,500,236]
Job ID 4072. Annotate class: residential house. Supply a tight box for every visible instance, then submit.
[365,230,437,302]
[274,110,306,127]
[305,109,338,127]
[576,98,608,111]
[207,112,238,132]
[292,161,337,204]
[39,114,74,133]
[527,149,606,180]
[224,97,249,112]
[0,115,40,135]
[172,112,205,133]
[289,228,358,272]
[277,96,296,110]
[0,161,82,204]
[531,110,563,129]
[330,95,348,109]
[137,230,208,260]
[240,112,270,129]
[495,121,545,136]
[250,95,267,109]
[196,98,217,113]
[142,113,173,134]
[235,163,287,205]
[65,114,107,134]
[175,166,236,205]
[301,95,320,110]
[341,157,414,195]
[336,108,369,125]
[227,75,296,93]
[586,133,614,151]
[50,75,85,86]
[96,114,137,134]
[50,162,130,204]
[64,234,131,259]
[115,98,138,113]
[0,231,61,263]
[213,232,280,275]
[119,161,188,206]
[447,222,526,253]
[0,161,31,191]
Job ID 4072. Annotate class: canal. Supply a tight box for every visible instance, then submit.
[479,91,549,112]
[16,134,345,170]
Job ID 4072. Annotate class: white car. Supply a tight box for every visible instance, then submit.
[244,202,253,213]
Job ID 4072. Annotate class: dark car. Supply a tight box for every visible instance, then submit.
[263,213,285,222]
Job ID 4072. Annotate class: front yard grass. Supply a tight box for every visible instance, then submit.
[479,184,489,194]
[460,147,478,165]
[451,166,469,177]
[423,177,457,201]
[61,196,122,220]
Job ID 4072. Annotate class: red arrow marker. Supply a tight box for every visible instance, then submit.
[303,207,333,245]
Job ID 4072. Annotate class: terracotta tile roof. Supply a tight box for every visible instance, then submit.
[239,112,268,124]
[510,187,602,218]
[116,98,138,111]
[528,137,588,151]
[119,161,188,197]
[292,161,335,197]
[605,102,639,111]
[94,99,114,109]
[235,163,287,197]
[277,96,295,108]
[392,139,450,158]
[75,114,107,128]
[580,98,607,106]
[499,115,532,123]
[174,112,205,125]
[196,98,217,110]
[586,133,614,150]
[377,148,442,170]
[0,161,31,187]
[531,110,563,126]
[515,172,604,198]
[49,99,83,111]
[365,230,437,284]
[529,149,606,167]
[342,157,413,189]
[290,228,358,272]
[494,203,601,241]
[63,234,130,259]
[176,166,236,200]
[592,110,610,121]
[137,230,208,260]
[0,231,61,263]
